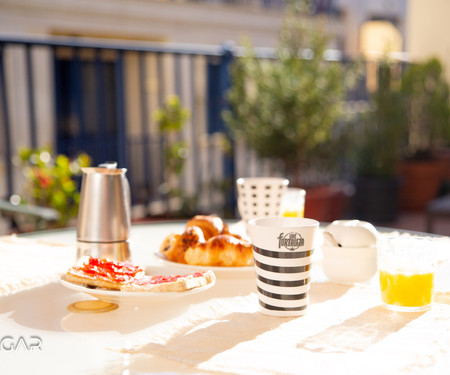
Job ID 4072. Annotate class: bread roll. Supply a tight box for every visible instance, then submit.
[185,234,253,267]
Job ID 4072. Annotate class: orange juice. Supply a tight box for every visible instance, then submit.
[379,270,434,308]
[282,209,304,218]
[281,188,305,219]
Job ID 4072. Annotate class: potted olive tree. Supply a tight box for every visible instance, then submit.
[398,57,450,210]
[223,2,355,220]
[352,60,405,222]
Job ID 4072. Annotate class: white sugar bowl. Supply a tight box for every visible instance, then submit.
[322,220,378,284]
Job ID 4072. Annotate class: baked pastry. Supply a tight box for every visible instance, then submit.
[122,270,215,292]
[185,215,229,240]
[65,257,145,290]
[184,234,253,267]
[159,215,254,267]
[159,226,205,264]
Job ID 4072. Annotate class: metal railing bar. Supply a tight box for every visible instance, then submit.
[25,45,37,149]
[156,52,166,106]
[0,35,224,58]
[205,57,214,208]
[156,52,167,206]
[72,48,85,152]
[138,51,152,198]
[52,46,63,155]
[174,54,182,100]
[94,49,107,145]
[0,36,353,63]
[189,54,201,196]
[173,53,187,192]
[114,50,127,168]
[0,45,13,197]
[174,54,182,142]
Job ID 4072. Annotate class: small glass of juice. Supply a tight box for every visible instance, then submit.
[378,237,437,312]
[281,188,306,218]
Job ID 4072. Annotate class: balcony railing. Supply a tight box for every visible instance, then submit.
[0,34,370,229]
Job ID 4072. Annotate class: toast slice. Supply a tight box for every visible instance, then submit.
[65,257,145,290]
[65,257,215,293]
[121,270,216,292]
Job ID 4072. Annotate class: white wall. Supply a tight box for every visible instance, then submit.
[0,0,283,48]
[334,0,407,56]
[406,0,450,82]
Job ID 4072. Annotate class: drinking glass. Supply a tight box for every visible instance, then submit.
[378,236,437,312]
[281,188,306,218]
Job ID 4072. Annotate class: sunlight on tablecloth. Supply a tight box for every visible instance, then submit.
[122,227,450,375]
[0,235,76,296]
[122,282,450,375]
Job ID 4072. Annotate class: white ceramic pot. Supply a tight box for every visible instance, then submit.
[322,244,377,284]
[325,219,378,247]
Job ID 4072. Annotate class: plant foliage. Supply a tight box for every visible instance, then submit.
[154,95,190,178]
[17,147,91,227]
[400,57,450,159]
[223,1,350,185]
[355,60,405,177]
[154,95,195,216]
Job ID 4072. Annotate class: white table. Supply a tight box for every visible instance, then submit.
[1,221,450,375]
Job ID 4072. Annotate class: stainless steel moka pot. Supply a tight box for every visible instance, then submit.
[76,162,131,261]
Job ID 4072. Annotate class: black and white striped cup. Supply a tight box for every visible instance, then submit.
[247,217,319,317]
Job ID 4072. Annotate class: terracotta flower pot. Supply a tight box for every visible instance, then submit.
[304,185,352,222]
[399,160,445,211]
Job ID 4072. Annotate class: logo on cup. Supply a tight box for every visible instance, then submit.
[277,232,304,250]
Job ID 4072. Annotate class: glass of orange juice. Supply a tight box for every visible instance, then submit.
[281,188,306,218]
[378,237,437,312]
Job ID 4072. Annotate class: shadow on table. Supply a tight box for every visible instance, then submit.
[1,281,189,334]
[296,306,425,353]
[0,282,70,332]
[1,272,258,335]
[61,299,190,334]
[122,282,354,365]
[61,278,258,334]
[129,310,290,366]
[309,282,353,304]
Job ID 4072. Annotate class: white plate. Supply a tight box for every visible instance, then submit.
[153,252,255,277]
[60,275,215,305]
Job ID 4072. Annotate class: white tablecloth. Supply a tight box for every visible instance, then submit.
[0,235,76,296]
[1,223,450,375]
[121,283,450,375]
